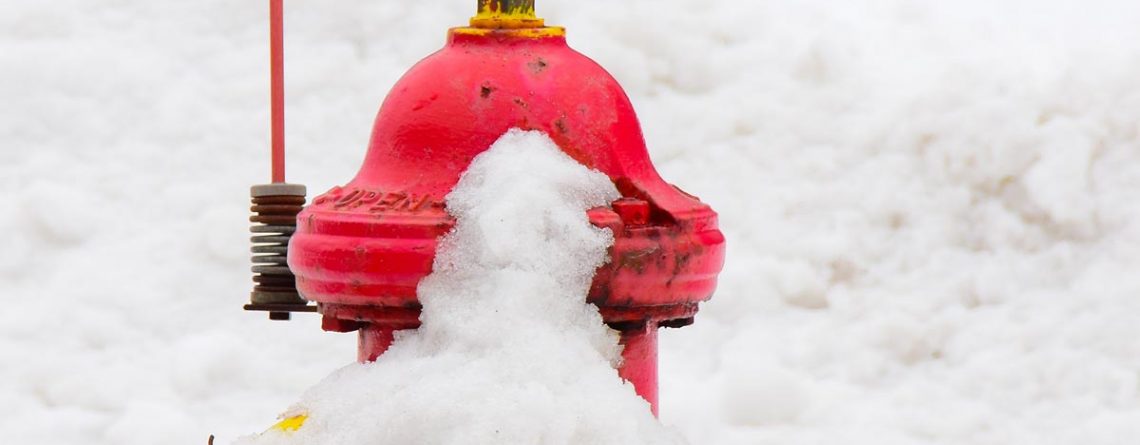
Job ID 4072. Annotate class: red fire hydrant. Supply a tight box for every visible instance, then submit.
[249,0,724,416]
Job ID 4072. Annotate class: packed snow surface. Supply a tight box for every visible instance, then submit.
[4,0,1140,444]
[236,129,679,445]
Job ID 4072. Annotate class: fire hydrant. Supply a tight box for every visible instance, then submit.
[247,0,725,415]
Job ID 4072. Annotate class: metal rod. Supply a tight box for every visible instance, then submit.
[270,0,285,183]
[477,0,535,15]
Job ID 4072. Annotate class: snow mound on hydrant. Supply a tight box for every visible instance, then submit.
[236,129,684,445]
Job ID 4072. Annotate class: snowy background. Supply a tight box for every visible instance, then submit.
[3,0,1140,443]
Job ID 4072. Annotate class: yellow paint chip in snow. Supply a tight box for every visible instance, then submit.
[270,414,307,433]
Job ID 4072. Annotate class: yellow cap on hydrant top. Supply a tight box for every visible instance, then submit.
[470,0,544,29]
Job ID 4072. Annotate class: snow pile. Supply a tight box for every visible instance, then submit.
[586,2,1140,443]
[237,130,681,445]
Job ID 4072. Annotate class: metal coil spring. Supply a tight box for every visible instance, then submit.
[248,184,310,320]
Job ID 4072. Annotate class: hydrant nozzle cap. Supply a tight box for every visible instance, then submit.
[471,0,545,29]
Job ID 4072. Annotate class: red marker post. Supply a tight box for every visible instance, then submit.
[245,0,311,320]
[270,0,285,183]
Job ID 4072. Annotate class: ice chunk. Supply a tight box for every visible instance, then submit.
[236,129,684,445]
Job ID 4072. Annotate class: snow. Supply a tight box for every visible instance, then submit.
[236,129,679,445]
[4,0,1140,444]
